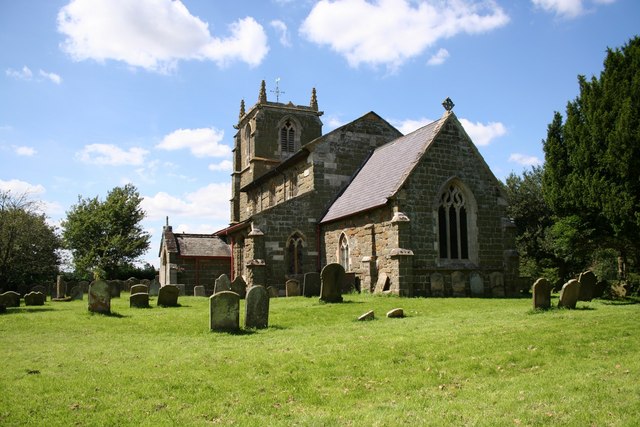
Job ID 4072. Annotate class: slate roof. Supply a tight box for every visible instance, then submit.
[174,234,231,257]
[320,114,447,224]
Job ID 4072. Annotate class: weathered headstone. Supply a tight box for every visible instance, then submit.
[470,272,484,297]
[24,291,45,306]
[157,285,180,307]
[88,280,111,314]
[31,285,47,299]
[107,280,121,298]
[451,271,466,297]
[320,263,344,303]
[209,291,240,332]
[358,310,375,321]
[79,280,90,293]
[342,272,357,294]
[578,270,597,302]
[374,273,390,293]
[193,285,206,297]
[558,279,580,309]
[140,279,151,286]
[175,284,186,296]
[149,279,160,296]
[214,274,231,295]
[267,286,279,298]
[386,308,404,318]
[69,286,83,300]
[230,276,247,299]
[285,279,300,297]
[245,285,269,329]
[532,278,553,309]
[430,273,445,297]
[130,292,150,308]
[490,272,505,297]
[303,272,321,297]
[125,277,138,292]
[130,284,148,295]
[0,291,20,307]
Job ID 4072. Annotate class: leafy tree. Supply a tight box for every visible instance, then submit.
[0,191,61,291]
[542,36,640,279]
[62,184,150,279]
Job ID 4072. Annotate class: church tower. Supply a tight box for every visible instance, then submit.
[230,80,323,224]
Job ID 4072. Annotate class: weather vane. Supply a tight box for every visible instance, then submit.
[271,77,285,102]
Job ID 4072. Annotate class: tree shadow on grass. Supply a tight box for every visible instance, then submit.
[210,328,256,336]
[2,307,56,314]
[599,297,640,306]
[88,311,127,318]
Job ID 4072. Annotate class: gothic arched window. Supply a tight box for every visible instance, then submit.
[287,233,304,275]
[438,185,469,259]
[280,120,295,154]
[288,171,298,199]
[244,124,252,167]
[339,233,350,271]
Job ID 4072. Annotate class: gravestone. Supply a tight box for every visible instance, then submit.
[209,291,240,332]
[31,285,47,300]
[125,277,138,292]
[24,291,45,306]
[79,281,90,293]
[430,273,445,297]
[140,279,151,286]
[470,272,484,297]
[88,280,111,314]
[320,263,344,303]
[214,274,231,295]
[358,310,375,321]
[490,272,505,297]
[149,279,160,296]
[386,308,404,318]
[303,272,321,297]
[578,270,597,302]
[558,279,580,309]
[230,276,247,299]
[56,275,66,299]
[285,279,300,297]
[0,291,20,307]
[69,286,83,300]
[193,285,206,297]
[130,292,150,308]
[130,284,148,295]
[245,285,269,329]
[107,280,121,298]
[267,286,279,298]
[175,284,186,296]
[532,278,553,309]
[451,271,466,297]
[374,273,390,293]
[342,272,357,294]
[157,285,179,307]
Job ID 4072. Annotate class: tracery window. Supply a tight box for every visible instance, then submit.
[339,233,350,271]
[280,120,295,153]
[287,233,304,275]
[438,185,469,259]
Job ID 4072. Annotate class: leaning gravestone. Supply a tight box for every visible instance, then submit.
[157,285,179,307]
[214,274,231,295]
[578,270,597,302]
[69,286,83,300]
[451,271,466,297]
[130,284,148,295]
[558,279,580,309]
[193,285,206,297]
[210,291,240,332]
[430,273,445,297]
[24,291,45,306]
[88,280,111,314]
[303,272,321,297]
[320,263,344,303]
[386,308,404,318]
[0,291,20,307]
[358,310,375,321]
[470,272,484,297]
[374,273,389,293]
[285,279,300,297]
[245,285,269,329]
[230,276,247,299]
[130,292,149,308]
[532,278,553,309]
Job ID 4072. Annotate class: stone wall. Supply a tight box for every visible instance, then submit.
[174,257,231,295]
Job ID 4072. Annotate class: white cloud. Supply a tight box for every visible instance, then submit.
[208,160,233,172]
[39,69,62,84]
[0,179,46,195]
[270,20,291,47]
[300,0,508,70]
[76,144,149,166]
[459,118,507,146]
[13,145,37,156]
[156,127,230,158]
[427,48,450,66]
[394,118,433,135]
[142,182,231,222]
[6,66,33,80]
[57,0,269,72]
[509,153,543,166]
[531,0,615,18]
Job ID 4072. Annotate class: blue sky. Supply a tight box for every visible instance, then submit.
[1,0,638,268]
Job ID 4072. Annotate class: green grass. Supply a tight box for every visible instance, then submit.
[1,294,638,426]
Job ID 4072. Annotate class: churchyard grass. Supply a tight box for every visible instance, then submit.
[1,294,638,426]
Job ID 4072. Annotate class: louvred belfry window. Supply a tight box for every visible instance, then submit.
[280,120,295,153]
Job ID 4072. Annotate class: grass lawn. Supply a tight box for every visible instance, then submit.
[1,293,638,426]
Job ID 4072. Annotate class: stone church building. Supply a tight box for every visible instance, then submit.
[211,81,519,297]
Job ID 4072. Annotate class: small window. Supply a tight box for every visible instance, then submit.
[269,182,276,207]
[280,120,295,153]
[244,124,251,167]
[288,172,298,199]
[438,185,469,259]
[339,233,350,271]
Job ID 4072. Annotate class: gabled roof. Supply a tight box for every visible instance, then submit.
[320,114,448,224]
[160,226,231,258]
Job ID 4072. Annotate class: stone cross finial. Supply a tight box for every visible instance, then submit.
[239,99,245,120]
[258,80,267,103]
[271,77,285,102]
[310,87,318,111]
[442,97,455,112]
